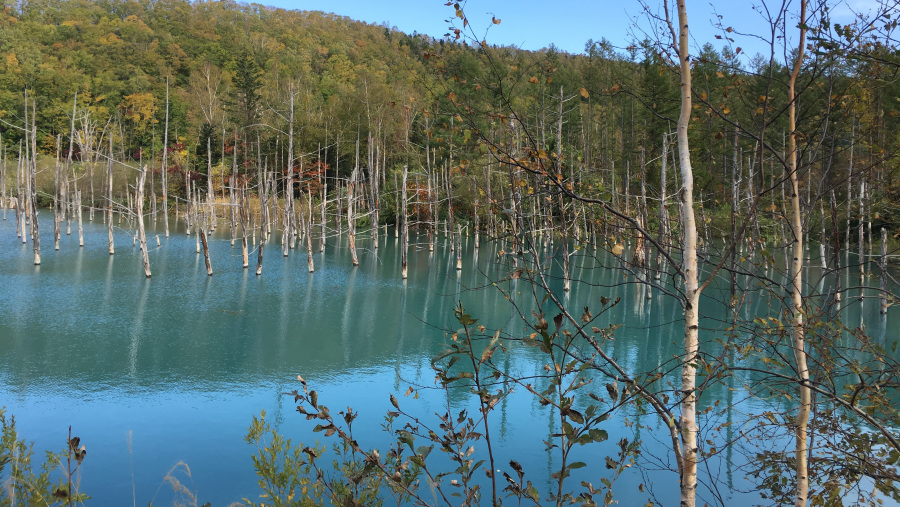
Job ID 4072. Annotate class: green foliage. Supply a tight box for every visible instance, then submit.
[0,407,89,506]
[244,411,323,506]
[244,410,384,507]
[276,300,643,506]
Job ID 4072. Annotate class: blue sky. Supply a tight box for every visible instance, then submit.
[261,0,879,63]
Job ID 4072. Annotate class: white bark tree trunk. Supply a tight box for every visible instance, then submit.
[137,166,151,277]
[786,2,810,505]
[671,2,699,505]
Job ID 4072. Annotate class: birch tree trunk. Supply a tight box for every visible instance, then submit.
[670,2,700,505]
[786,2,810,504]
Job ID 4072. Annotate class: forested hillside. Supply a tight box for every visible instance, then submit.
[2,0,896,236]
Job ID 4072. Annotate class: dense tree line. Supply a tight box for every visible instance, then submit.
[1,0,896,236]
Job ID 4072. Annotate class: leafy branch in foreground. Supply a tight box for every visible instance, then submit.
[259,300,646,507]
[0,407,88,506]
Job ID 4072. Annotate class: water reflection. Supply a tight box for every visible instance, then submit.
[0,216,896,506]
[129,279,149,378]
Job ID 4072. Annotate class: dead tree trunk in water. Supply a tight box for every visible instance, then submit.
[401,164,409,279]
[16,142,24,242]
[1,134,5,221]
[137,165,151,277]
[657,134,670,280]
[67,94,78,239]
[370,137,380,250]
[256,167,267,276]
[27,98,41,265]
[230,133,238,247]
[163,78,170,237]
[348,135,360,266]
[194,189,201,254]
[200,223,212,276]
[830,190,842,302]
[54,136,61,251]
[240,180,249,268]
[455,224,462,271]
[306,190,315,273]
[207,138,215,232]
[107,137,115,255]
[76,189,83,247]
[881,227,888,315]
